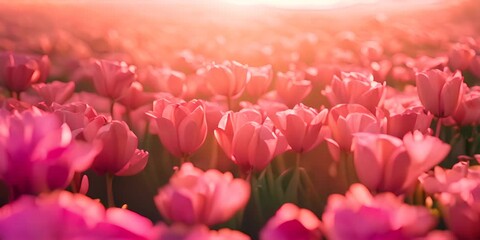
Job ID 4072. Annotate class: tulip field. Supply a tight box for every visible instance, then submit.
[1,0,480,239]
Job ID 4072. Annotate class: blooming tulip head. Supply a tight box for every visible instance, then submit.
[0,109,99,197]
[327,104,382,153]
[270,104,328,153]
[246,64,273,98]
[416,69,464,118]
[275,71,312,108]
[83,117,148,176]
[448,43,475,71]
[322,72,385,113]
[214,109,288,173]
[147,98,208,159]
[260,203,322,240]
[322,184,436,240]
[452,86,480,126]
[205,61,250,99]
[154,163,250,226]
[32,81,75,105]
[0,191,154,240]
[352,131,450,194]
[0,52,50,94]
[92,59,136,100]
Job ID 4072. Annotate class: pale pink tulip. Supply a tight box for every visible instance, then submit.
[353,132,450,194]
[214,109,288,173]
[0,109,99,197]
[270,104,328,153]
[276,71,312,108]
[117,81,155,110]
[322,72,385,113]
[260,203,321,240]
[448,43,475,71]
[92,59,136,100]
[322,184,436,240]
[416,69,464,118]
[452,86,480,125]
[147,98,207,159]
[32,81,75,105]
[470,55,480,78]
[246,64,273,98]
[82,118,148,176]
[205,61,250,99]
[154,163,250,226]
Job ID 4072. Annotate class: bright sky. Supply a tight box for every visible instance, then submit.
[225,0,379,8]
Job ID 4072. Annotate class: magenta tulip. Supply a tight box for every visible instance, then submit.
[260,203,322,240]
[0,52,50,94]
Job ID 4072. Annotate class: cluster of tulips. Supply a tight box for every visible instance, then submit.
[1,1,480,239]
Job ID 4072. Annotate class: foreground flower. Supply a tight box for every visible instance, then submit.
[270,104,328,153]
[82,117,148,176]
[0,191,154,240]
[155,163,250,226]
[153,223,250,240]
[147,98,207,160]
[214,109,288,174]
[260,203,321,240]
[353,132,450,194]
[322,184,436,240]
[416,69,463,118]
[0,109,99,197]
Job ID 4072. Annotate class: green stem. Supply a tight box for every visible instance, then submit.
[106,173,115,208]
[435,118,442,138]
[110,100,116,120]
[209,139,219,169]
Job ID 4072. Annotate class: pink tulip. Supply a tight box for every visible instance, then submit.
[352,132,450,194]
[139,67,186,97]
[153,223,250,240]
[205,61,250,99]
[270,104,328,153]
[0,109,99,197]
[82,117,148,176]
[385,106,432,138]
[92,59,136,100]
[276,71,312,108]
[470,55,480,78]
[448,43,475,71]
[52,102,98,133]
[32,81,75,105]
[117,81,155,110]
[260,203,321,240]
[322,72,385,113]
[322,184,436,240]
[416,69,464,118]
[0,52,50,94]
[326,104,382,154]
[246,64,273,98]
[154,163,250,226]
[214,109,288,173]
[0,191,154,240]
[147,98,208,159]
[452,86,480,126]
[420,161,480,196]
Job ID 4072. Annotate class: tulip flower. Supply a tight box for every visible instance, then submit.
[448,43,475,71]
[91,59,136,101]
[416,69,464,118]
[52,102,99,133]
[322,72,385,113]
[147,98,207,160]
[420,161,480,196]
[260,203,322,240]
[451,86,480,126]
[214,108,288,174]
[322,184,436,240]
[154,163,250,226]
[0,109,99,198]
[270,104,328,153]
[205,61,250,108]
[0,52,50,95]
[0,191,154,240]
[352,131,450,194]
[470,55,480,78]
[246,64,273,98]
[82,117,148,177]
[31,81,75,105]
[276,71,312,108]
